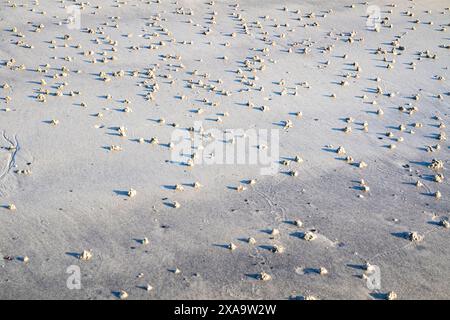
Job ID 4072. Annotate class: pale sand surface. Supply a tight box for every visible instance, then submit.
[0,0,449,299]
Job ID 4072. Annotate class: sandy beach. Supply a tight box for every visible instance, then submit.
[0,0,449,300]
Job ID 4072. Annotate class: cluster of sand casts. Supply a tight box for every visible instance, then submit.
[0,0,449,299]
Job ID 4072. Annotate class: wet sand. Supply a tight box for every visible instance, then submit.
[0,0,449,300]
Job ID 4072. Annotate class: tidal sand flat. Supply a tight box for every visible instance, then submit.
[0,0,449,300]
